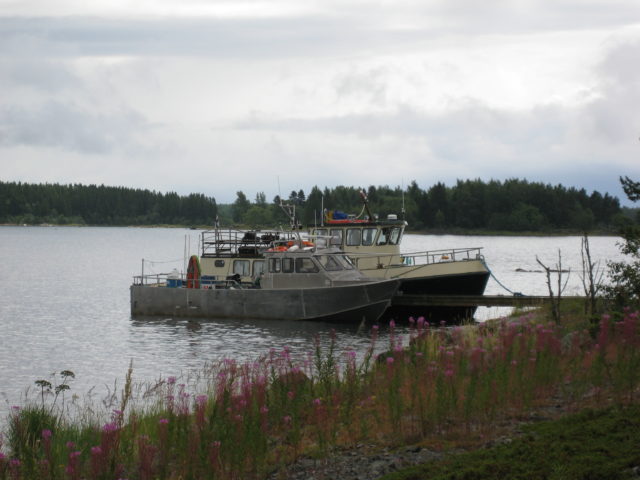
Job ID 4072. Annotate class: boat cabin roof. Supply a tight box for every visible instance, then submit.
[310,217,408,229]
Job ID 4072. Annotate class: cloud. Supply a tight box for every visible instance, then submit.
[226,38,640,201]
[3,0,637,62]
[0,1,639,204]
[583,39,640,144]
[0,15,407,60]
[0,101,150,154]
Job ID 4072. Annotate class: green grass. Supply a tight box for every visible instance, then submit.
[2,310,639,479]
[380,405,640,480]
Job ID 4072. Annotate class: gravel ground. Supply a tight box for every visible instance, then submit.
[266,403,570,480]
[267,443,446,480]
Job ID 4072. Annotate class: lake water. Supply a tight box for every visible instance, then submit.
[0,226,625,422]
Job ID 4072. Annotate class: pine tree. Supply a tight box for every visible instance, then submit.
[605,176,640,307]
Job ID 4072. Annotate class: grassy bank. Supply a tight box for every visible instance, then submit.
[1,309,639,479]
[381,404,640,480]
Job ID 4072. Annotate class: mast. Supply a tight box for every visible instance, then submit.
[359,190,374,220]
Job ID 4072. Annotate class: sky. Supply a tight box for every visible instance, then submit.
[1,0,639,205]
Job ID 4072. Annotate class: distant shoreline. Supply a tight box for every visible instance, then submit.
[0,222,621,237]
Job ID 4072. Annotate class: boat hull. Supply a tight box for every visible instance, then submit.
[389,269,490,322]
[130,279,399,323]
[353,258,490,321]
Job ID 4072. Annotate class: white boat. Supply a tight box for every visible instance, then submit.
[309,205,490,320]
[193,192,489,321]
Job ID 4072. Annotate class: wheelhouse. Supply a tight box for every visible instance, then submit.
[309,217,406,250]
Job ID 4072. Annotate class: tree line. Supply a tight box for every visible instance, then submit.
[0,181,217,226]
[0,178,631,232]
[229,179,627,232]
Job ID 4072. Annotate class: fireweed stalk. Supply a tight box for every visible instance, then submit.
[2,310,640,479]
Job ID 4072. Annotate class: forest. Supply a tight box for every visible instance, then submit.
[228,179,628,233]
[0,178,632,232]
[0,181,217,226]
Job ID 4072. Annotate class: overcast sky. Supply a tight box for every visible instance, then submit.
[1,0,639,205]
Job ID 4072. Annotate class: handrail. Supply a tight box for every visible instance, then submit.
[348,247,484,269]
[132,271,253,289]
[200,228,297,257]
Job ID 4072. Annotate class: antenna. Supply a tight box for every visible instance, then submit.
[401,179,406,221]
[277,176,282,205]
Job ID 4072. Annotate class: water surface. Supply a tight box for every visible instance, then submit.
[0,226,623,421]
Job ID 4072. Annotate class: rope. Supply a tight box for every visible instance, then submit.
[481,258,524,296]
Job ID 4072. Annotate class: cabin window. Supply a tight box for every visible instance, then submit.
[389,227,402,245]
[317,255,343,271]
[362,228,377,246]
[253,260,265,277]
[282,258,294,273]
[233,260,250,276]
[214,260,225,267]
[314,229,328,248]
[269,258,281,273]
[329,229,343,246]
[295,257,319,273]
[377,227,391,245]
[335,255,355,270]
[346,228,361,246]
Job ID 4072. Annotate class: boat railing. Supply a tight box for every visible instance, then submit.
[349,247,484,270]
[132,272,255,289]
[200,228,297,258]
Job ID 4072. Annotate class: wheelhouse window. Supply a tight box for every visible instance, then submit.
[362,228,377,246]
[377,227,390,245]
[389,227,402,245]
[282,258,294,273]
[346,228,361,246]
[253,260,265,277]
[317,255,343,271]
[329,229,343,246]
[335,255,355,270]
[314,229,328,248]
[295,257,319,273]
[233,260,250,276]
[269,258,281,273]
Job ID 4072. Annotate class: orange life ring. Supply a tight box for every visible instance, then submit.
[285,241,314,248]
[267,246,288,252]
[186,255,201,288]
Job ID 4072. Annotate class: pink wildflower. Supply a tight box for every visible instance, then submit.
[102,422,118,433]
